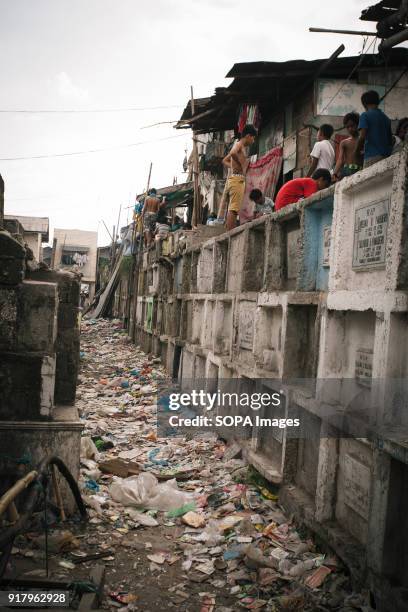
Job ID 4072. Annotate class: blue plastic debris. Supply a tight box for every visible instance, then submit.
[146,448,169,467]
[85,479,100,492]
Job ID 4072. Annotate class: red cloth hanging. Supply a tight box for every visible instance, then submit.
[239,147,283,223]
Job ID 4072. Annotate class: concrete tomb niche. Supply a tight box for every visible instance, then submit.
[194,354,206,380]
[283,217,301,290]
[237,300,257,368]
[242,225,266,292]
[254,305,283,375]
[183,300,193,341]
[190,251,199,292]
[202,300,215,349]
[213,299,233,355]
[335,439,372,546]
[381,458,408,597]
[283,304,319,380]
[255,383,288,467]
[300,196,334,292]
[319,309,376,416]
[227,232,246,293]
[213,240,228,293]
[181,254,191,294]
[197,246,214,293]
[191,299,204,344]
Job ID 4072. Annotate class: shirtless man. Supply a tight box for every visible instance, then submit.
[141,188,161,246]
[222,125,257,231]
[333,113,363,181]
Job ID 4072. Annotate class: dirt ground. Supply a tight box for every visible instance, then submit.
[3,320,371,612]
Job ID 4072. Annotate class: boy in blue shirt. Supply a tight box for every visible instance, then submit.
[356,90,393,168]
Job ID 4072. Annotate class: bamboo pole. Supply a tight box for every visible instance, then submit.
[309,27,377,36]
[0,471,38,518]
[190,87,200,228]
[7,502,19,523]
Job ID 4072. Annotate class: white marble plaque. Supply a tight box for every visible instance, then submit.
[239,303,255,350]
[355,348,373,385]
[352,198,390,270]
[322,226,331,267]
[344,454,370,520]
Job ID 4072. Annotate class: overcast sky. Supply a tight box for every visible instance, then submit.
[1,0,374,244]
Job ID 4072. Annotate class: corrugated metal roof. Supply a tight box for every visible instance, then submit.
[225,47,408,78]
[361,0,402,22]
[137,181,193,199]
[175,48,408,134]
[4,214,49,239]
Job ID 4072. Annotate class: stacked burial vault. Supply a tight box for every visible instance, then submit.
[0,224,82,511]
[132,148,408,611]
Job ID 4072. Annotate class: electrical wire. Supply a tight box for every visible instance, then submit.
[318,36,378,116]
[0,132,186,162]
[0,104,182,114]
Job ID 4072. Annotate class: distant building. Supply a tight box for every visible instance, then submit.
[42,245,53,266]
[53,228,98,300]
[4,214,49,261]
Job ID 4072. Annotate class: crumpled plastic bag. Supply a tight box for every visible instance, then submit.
[109,472,194,511]
[80,437,99,460]
[195,519,225,546]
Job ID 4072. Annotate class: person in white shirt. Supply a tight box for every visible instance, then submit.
[307,124,335,177]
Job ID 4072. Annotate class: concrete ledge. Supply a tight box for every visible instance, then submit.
[241,442,282,484]
[280,483,366,587]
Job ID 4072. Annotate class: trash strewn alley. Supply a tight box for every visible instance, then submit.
[2,318,372,611]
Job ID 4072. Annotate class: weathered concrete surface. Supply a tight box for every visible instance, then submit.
[0,406,82,513]
[128,148,408,610]
[0,225,82,515]
[27,269,81,405]
[0,230,26,285]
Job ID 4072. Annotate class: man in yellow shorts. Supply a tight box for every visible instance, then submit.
[222,125,257,231]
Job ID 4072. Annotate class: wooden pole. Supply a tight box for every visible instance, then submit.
[115,203,122,248]
[309,27,377,36]
[51,464,66,521]
[101,219,113,242]
[190,87,200,228]
[110,225,115,271]
[146,162,153,196]
[0,471,38,518]
[7,502,19,522]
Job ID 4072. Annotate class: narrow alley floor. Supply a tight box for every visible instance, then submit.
[5,319,371,611]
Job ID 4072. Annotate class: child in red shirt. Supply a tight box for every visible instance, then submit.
[275,169,332,211]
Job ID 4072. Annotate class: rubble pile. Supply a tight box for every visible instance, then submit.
[6,319,371,610]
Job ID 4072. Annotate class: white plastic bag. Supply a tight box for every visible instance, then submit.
[80,437,99,460]
[109,472,193,511]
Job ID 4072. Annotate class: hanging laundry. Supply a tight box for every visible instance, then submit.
[237,104,261,134]
[72,252,88,267]
[239,146,283,224]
